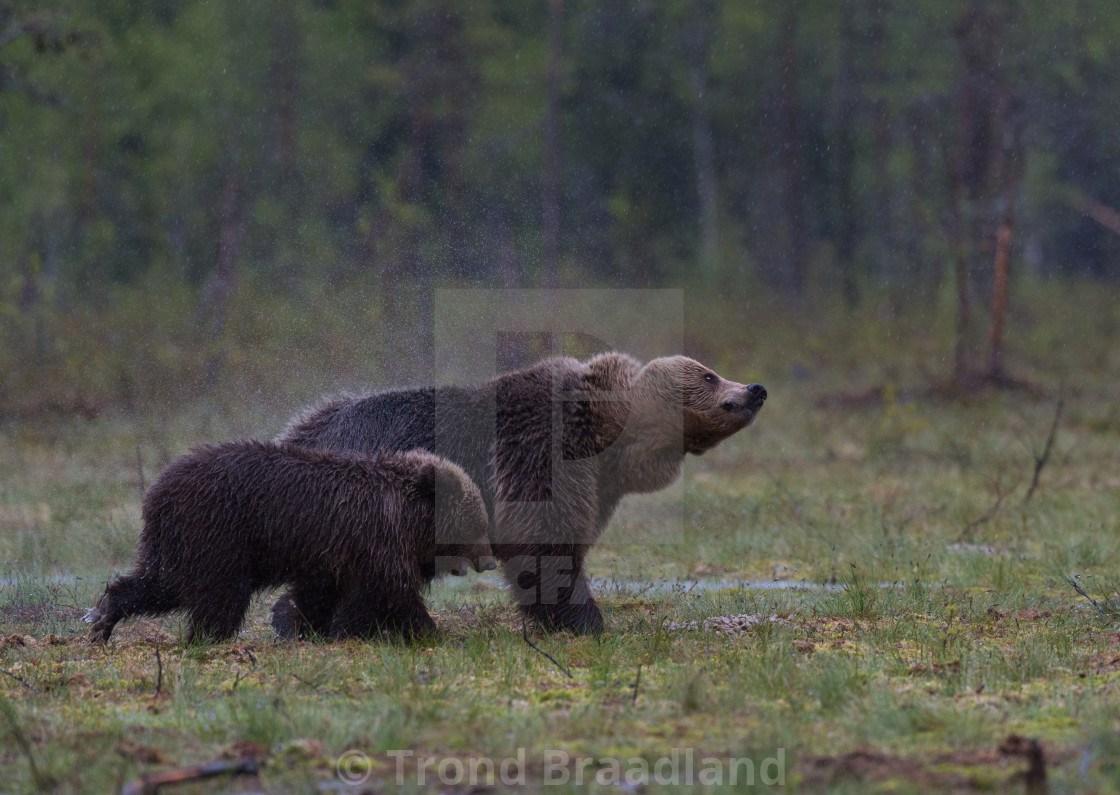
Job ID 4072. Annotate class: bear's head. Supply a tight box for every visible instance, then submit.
[630,356,766,455]
[418,454,497,577]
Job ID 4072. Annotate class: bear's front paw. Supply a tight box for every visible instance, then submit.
[527,599,604,635]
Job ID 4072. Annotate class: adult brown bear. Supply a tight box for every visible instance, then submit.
[88,443,494,643]
[273,353,766,635]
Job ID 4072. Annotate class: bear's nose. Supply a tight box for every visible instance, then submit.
[747,383,767,402]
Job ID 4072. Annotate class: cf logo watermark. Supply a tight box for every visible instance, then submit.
[335,750,372,786]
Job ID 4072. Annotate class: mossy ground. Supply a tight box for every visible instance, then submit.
[2,285,1119,793]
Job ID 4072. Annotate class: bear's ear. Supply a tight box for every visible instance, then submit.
[432,463,466,506]
[412,463,437,505]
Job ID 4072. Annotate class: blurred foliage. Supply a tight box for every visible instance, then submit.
[2,0,1120,411]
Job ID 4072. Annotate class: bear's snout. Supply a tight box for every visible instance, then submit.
[468,540,498,573]
[720,383,767,415]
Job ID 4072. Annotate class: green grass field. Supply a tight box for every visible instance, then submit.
[2,286,1119,793]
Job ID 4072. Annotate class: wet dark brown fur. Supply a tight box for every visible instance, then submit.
[273,353,766,635]
[88,442,493,643]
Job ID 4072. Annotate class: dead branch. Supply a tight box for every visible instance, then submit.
[521,619,572,679]
[120,759,259,795]
[291,674,317,689]
[961,473,1020,538]
[1024,399,1063,504]
[1067,188,1120,237]
[0,668,42,693]
[631,664,642,706]
[1066,577,1105,620]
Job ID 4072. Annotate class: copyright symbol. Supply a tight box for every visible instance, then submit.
[336,749,372,786]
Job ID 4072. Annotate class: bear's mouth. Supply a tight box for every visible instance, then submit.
[719,403,756,425]
[686,436,723,455]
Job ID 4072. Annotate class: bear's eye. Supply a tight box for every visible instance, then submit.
[703,373,717,384]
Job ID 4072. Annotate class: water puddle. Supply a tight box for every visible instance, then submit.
[589,577,849,594]
[431,573,881,595]
[0,574,85,587]
[2,574,896,596]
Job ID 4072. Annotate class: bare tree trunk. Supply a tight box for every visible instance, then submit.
[691,65,719,273]
[496,207,522,289]
[380,89,435,386]
[867,0,894,299]
[202,168,245,390]
[905,99,938,289]
[542,0,563,290]
[79,96,99,226]
[18,246,48,368]
[949,9,978,384]
[948,163,971,383]
[833,0,859,307]
[438,10,468,273]
[986,198,1013,380]
[268,9,300,286]
[686,16,719,276]
[271,10,299,183]
[986,89,1021,381]
[950,4,1012,387]
[778,2,806,297]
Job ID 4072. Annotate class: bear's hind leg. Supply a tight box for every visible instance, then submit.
[270,589,299,639]
[186,588,252,644]
[278,582,341,640]
[330,583,437,642]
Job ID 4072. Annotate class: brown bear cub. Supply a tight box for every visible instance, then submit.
[88,442,495,643]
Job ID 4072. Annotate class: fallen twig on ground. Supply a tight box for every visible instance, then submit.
[120,759,259,795]
[1066,577,1105,620]
[961,473,1020,538]
[521,619,572,679]
[0,668,42,693]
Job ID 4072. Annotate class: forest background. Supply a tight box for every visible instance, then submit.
[2,0,1119,412]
